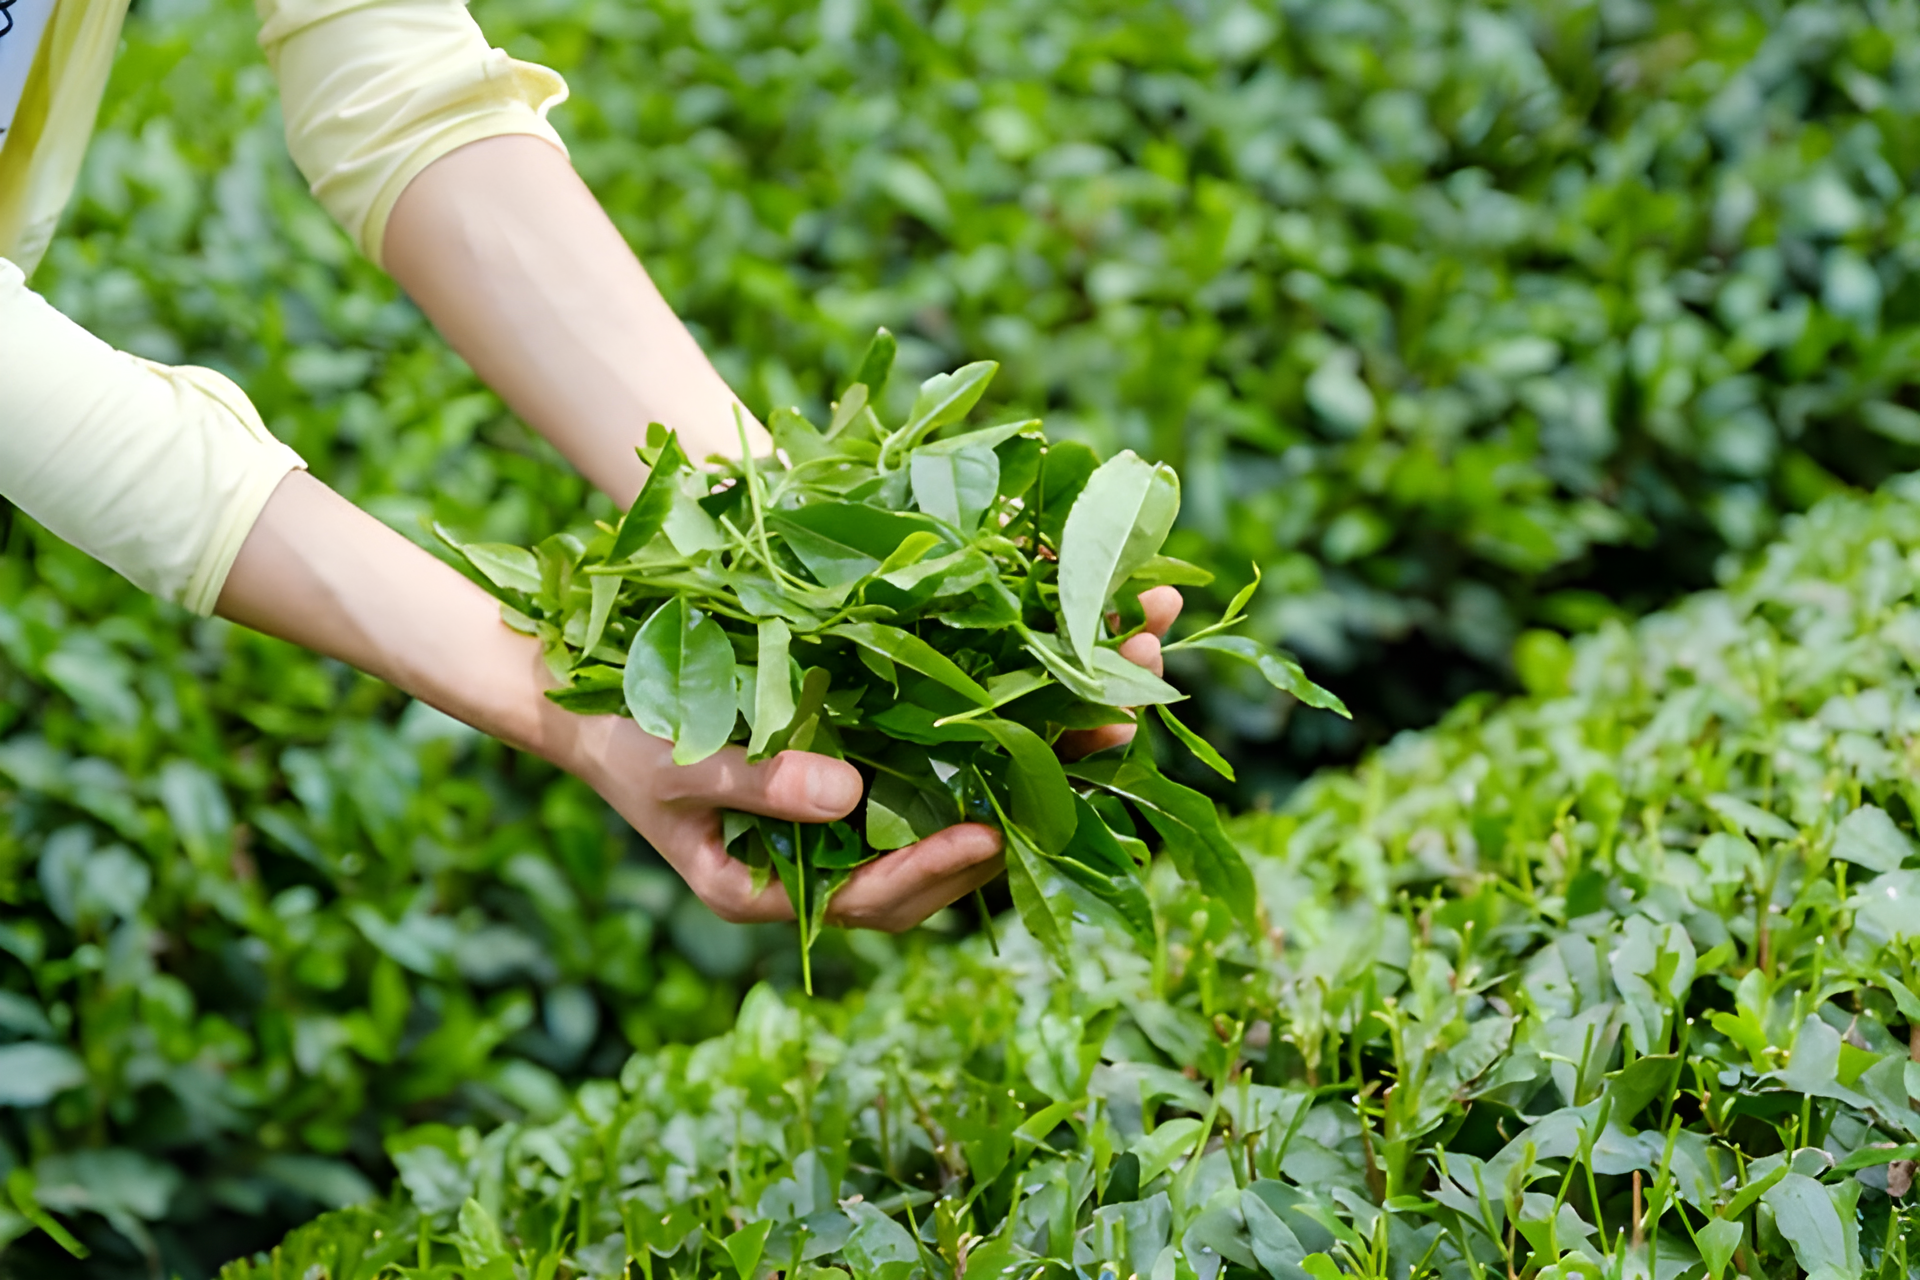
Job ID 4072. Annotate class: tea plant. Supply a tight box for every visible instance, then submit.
[217,478,1920,1279]
[445,335,1343,985]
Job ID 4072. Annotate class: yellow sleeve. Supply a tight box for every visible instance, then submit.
[0,259,307,615]
[258,0,569,268]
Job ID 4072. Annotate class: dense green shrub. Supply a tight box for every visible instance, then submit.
[225,476,1920,1278]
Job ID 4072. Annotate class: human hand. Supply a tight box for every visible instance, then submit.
[567,718,1002,931]
[568,585,1184,933]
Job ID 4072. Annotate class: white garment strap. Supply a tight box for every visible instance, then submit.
[0,0,56,144]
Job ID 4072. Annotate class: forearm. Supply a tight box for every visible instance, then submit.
[382,135,765,505]
[214,470,610,770]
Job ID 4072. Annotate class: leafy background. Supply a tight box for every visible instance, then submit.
[5,0,1920,1275]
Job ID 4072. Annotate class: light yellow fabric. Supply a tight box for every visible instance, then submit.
[0,0,130,278]
[0,0,568,613]
[259,0,569,267]
[0,259,307,613]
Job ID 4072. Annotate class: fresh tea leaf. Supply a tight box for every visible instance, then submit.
[610,432,690,562]
[1174,634,1349,717]
[1154,704,1235,781]
[624,598,739,765]
[851,327,896,398]
[903,361,998,441]
[1057,452,1179,666]
[910,444,1000,533]
[825,623,992,707]
[748,620,795,759]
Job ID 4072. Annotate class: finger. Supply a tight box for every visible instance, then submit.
[1141,585,1184,638]
[687,850,797,924]
[658,747,863,821]
[1118,630,1163,677]
[1059,722,1136,760]
[828,824,1003,931]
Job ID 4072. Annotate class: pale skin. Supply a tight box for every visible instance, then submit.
[217,134,1181,931]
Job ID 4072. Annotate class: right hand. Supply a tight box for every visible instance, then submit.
[567,716,1004,931]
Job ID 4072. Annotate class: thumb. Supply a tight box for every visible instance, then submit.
[659,747,864,822]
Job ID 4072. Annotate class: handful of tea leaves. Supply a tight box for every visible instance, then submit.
[443,334,1346,985]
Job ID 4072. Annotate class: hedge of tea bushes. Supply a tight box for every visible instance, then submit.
[222,478,1920,1280]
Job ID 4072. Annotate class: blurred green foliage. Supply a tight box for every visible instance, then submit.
[9,0,1920,1274]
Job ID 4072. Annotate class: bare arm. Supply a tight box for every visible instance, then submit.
[381,135,763,505]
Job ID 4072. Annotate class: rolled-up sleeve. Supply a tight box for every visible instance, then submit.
[259,0,569,268]
[0,260,307,615]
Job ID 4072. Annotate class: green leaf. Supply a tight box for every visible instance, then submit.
[1035,441,1099,546]
[748,620,794,759]
[1886,976,1920,1022]
[1221,563,1261,622]
[0,1043,87,1106]
[1057,452,1180,666]
[580,573,619,659]
[1068,759,1256,930]
[454,542,542,594]
[610,432,690,562]
[1832,804,1912,872]
[1153,704,1234,781]
[1694,1218,1744,1280]
[1048,797,1155,947]
[545,664,626,715]
[996,807,1069,969]
[1705,793,1797,843]
[1126,555,1216,589]
[769,407,833,466]
[1130,1118,1204,1187]
[874,531,946,579]
[910,444,1000,532]
[866,772,959,851]
[1174,634,1350,717]
[6,1170,87,1259]
[1017,629,1184,707]
[771,504,945,587]
[825,623,992,706]
[996,435,1044,499]
[827,381,870,439]
[720,1220,773,1279]
[918,419,1040,455]
[903,361,998,439]
[851,327,896,398]
[664,481,728,555]
[1760,1174,1859,1277]
[624,598,739,765]
[975,717,1076,855]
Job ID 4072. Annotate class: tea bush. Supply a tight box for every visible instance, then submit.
[225,476,1920,1279]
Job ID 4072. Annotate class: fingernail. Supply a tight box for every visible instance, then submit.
[808,766,859,815]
